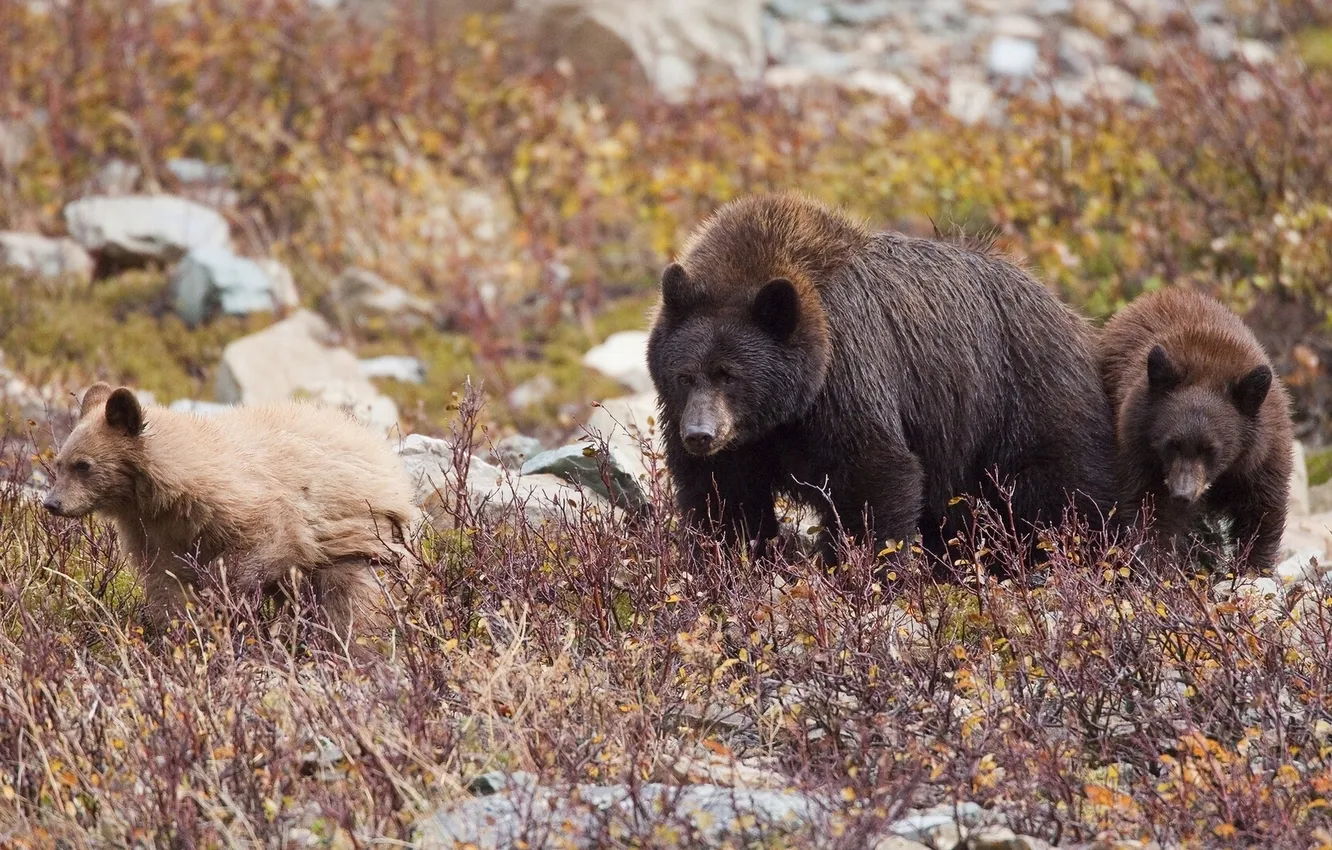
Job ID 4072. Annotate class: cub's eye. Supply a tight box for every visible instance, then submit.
[678,374,695,388]
[72,460,92,474]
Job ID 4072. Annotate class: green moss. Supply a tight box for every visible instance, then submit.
[1308,446,1332,487]
[0,270,266,404]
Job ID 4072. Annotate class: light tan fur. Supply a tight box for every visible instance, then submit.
[45,384,420,645]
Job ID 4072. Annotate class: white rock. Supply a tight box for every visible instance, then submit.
[1238,39,1276,65]
[947,77,996,124]
[359,355,426,384]
[582,392,662,486]
[582,330,652,393]
[396,434,613,527]
[1197,24,1236,60]
[63,195,231,264]
[1085,65,1139,102]
[1291,441,1310,518]
[842,70,916,110]
[507,374,554,410]
[1232,71,1266,102]
[215,309,400,436]
[987,36,1039,78]
[1275,548,1327,586]
[1057,27,1108,76]
[1312,480,1332,515]
[0,232,94,282]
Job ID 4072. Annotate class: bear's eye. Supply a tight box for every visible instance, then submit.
[678,374,695,388]
[72,460,92,474]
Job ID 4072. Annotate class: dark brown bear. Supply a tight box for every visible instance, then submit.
[646,193,1118,562]
[1099,288,1293,572]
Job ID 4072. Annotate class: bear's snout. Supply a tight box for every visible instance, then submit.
[1165,459,1209,504]
[42,493,64,516]
[680,390,734,457]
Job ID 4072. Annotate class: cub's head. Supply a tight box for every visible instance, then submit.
[1142,345,1271,505]
[43,383,146,518]
[647,262,831,457]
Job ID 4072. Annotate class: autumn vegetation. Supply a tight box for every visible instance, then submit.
[3,0,1332,846]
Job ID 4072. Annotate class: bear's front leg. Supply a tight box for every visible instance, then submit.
[671,444,779,560]
[828,441,925,560]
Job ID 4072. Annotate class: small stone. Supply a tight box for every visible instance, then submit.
[967,826,1025,849]
[842,69,916,109]
[490,434,543,470]
[168,247,298,326]
[358,355,426,384]
[0,232,94,282]
[886,803,986,845]
[987,37,1039,78]
[582,330,652,393]
[1237,39,1276,65]
[830,1,894,26]
[507,374,554,410]
[1197,24,1236,60]
[1057,27,1109,76]
[948,77,996,124]
[165,157,231,185]
[1275,548,1326,586]
[1232,71,1266,102]
[1085,65,1139,102]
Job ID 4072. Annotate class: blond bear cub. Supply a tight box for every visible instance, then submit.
[43,383,420,643]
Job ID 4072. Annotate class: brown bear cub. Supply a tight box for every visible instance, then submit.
[1099,288,1293,572]
[646,193,1118,563]
[43,383,420,644]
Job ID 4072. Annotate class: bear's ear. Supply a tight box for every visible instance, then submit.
[660,263,699,315]
[79,382,112,419]
[104,387,145,437]
[1146,345,1180,394]
[1232,364,1272,417]
[753,278,801,341]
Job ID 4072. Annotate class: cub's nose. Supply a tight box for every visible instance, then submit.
[42,495,63,516]
[682,426,715,455]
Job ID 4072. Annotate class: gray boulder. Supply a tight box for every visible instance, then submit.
[521,442,649,511]
[63,194,231,265]
[169,247,299,326]
[0,232,94,282]
[582,393,663,494]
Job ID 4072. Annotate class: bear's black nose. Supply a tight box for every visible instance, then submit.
[683,427,715,455]
[42,495,62,515]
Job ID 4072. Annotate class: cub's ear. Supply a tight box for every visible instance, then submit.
[79,382,112,419]
[660,263,700,315]
[1146,345,1180,394]
[1232,364,1272,417]
[753,278,800,341]
[105,387,145,436]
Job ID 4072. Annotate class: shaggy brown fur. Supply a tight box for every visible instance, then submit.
[1100,288,1293,572]
[647,193,1118,564]
[43,384,420,644]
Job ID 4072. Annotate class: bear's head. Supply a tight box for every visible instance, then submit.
[43,383,146,518]
[1141,344,1271,505]
[647,263,831,457]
